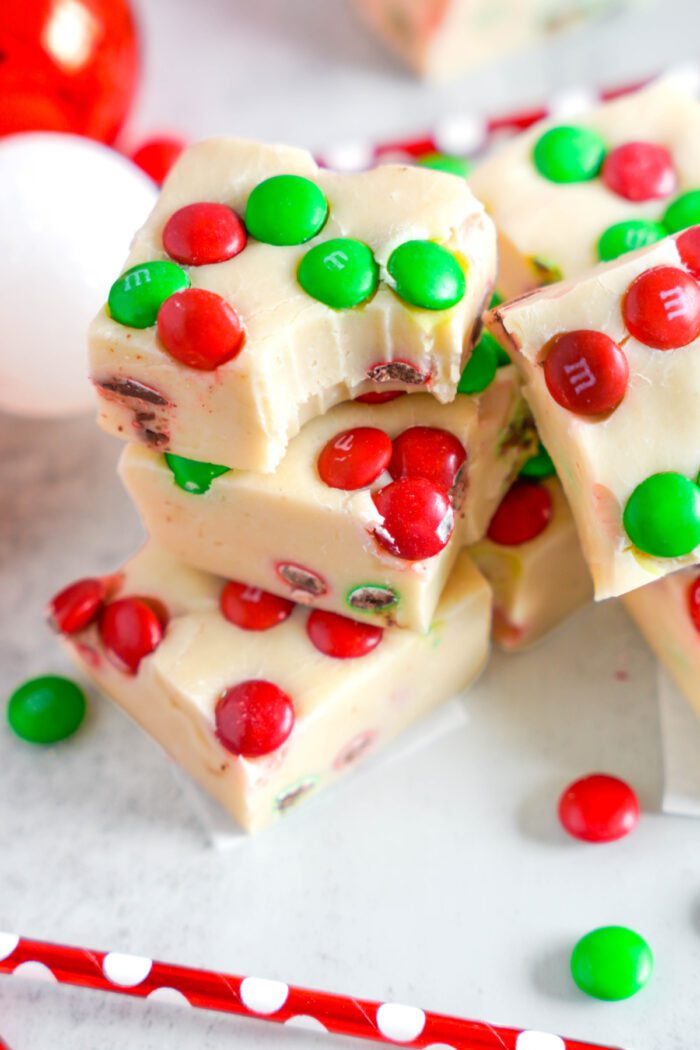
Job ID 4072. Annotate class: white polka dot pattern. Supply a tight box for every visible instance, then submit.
[11,961,57,982]
[516,1032,567,1050]
[376,1002,426,1043]
[284,1015,328,1032]
[102,952,153,987]
[147,987,191,1007]
[434,115,485,156]
[239,976,289,1015]
[0,933,19,961]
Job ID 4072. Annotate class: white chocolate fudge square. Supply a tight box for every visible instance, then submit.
[470,477,592,650]
[623,568,700,719]
[487,233,700,598]
[61,544,492,833]
[470,77,700,299]
[353,0,624,80]
[89,138,496,473]
[119,369,534,633]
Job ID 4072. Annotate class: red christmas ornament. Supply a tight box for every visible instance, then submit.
[48,577,106,634]
[99,596,164,674]
[215,680,294,757]
[163,203,247,267]
[487,480,552,546]
[317,427,393,490]
[676,226,700,281]
[543,330,629,415]
[220,581,294,632]
[623,266,700,349]
[389,426,466,491]
[372,476,454,560]
[157,288,245,370]
[0,0,139,143]
[354,390,406,405]
[601,141,676,202]
[306,609,383,659]
[687,574,700,633]
[131,136,185,185]
[558,773,640,843]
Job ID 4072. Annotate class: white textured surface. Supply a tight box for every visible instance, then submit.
[658,669,700,817]
[2,0,700,1047]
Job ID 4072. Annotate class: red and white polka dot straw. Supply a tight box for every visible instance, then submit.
[0,933,624,1050]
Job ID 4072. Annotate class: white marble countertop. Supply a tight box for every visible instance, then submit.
[2,1,700,1047]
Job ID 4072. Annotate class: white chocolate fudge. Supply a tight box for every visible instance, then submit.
[623,568,700,719]
[61,544,492,833]
[470,77,700,299]
[353,0,624,80]
[487,232,700,598]
[470,477,592,650]
[89,138,496,473]
[119,369,535,633]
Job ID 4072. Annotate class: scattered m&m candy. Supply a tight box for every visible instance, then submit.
[163,203,246,266]
[663,189,700,233]
[543,330,629,416]
[165,453,230,494]
[221,582,294,632]
[416,152,471,178]
[389,426,466,493]
[486,481,552,546]
[520,443,555,480]
[532,125,606,184]
[317,427,392,490]
[623,472,700,557]
[597,219,666,262]
[215,680,294,757]
[48,577,106,634]
[298,238,379,309]
[601,141,676,202]
[372,477,454,561]
[571,926,653,1000]
[99,597,165,674]
[306,610,383,659]
[8,675,86,744]
[622,266,700,349]
[245,175,327,245]
[109,261,189,329]
[676,225,700,280]
[157,288,245,370]
[687,573,700,632]
[558,774,639,843]
[457,332,499,394]
[387,240,465,311]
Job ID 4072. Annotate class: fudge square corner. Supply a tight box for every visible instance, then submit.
[88,138,497,474]
[486,228,700,599]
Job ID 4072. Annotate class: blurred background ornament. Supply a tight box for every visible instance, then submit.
[130,135,187,185]
[0,132,157,418]
[0,0,139,142]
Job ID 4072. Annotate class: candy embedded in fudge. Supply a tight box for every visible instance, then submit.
[486,230,700,599]
[89,139,497,473]
[470,475,592,650]
[118,368,535,634]
[352,0,625,80]
[55,544,492,833]
[623,567,700,719]
[470,77,700,299]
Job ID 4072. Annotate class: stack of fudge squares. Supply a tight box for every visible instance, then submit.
[49,73,700,834]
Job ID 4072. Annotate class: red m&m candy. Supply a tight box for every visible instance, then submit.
[676,226,700,280]
[220,582,294,631]
[354,390,406,405]
[389,426,467,492]
[372,477,454,560]
[558,774,640,842]
[306,609,383,659]
[163,203,247,266]
[317,427,392,490]
[157,288,245,370]
[687,574,700,632]
[48,577,106,634]
[543,330,629,416]
[487,480,552,546]
[99,597,164,674]
[602,142,676,202]
[623,266,700,349]
[215,680,294,757]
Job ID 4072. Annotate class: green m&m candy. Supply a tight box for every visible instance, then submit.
[597,219,666,262]
[533,125,606,183]
[489,290,503,309]
[8,675,86,744]
[298,238,378,308]
[165,453,230,494]
[245,175,328,246]
[417,152,472,178]
[520,442,555,479]
[623,472,700,557]
[387,240,466,310]
[458,332,498,394]
[662,188,700,233]
[571,926,653,1001]
[108,261,189,328]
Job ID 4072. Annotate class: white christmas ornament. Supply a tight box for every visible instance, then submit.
[0,133,157,418]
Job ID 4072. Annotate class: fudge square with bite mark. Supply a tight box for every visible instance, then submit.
[486,229,700,599]
[89,138,497,474]
[58,543,492,834]
[470,76,700,299]
[119,368,534,634]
